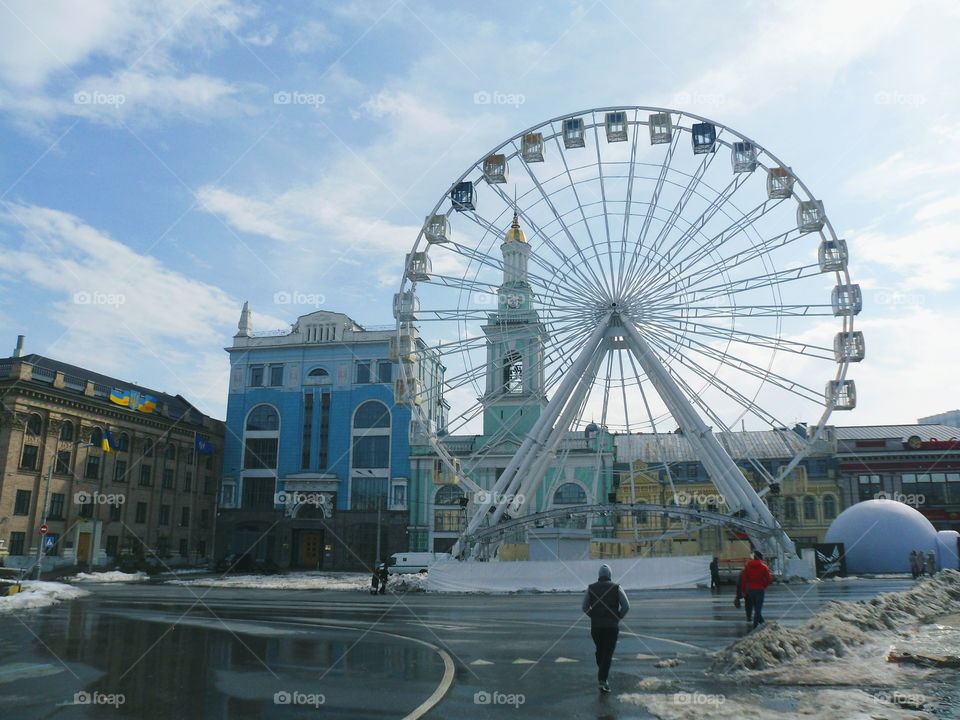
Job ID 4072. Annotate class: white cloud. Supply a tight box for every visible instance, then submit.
[287,20,336,54]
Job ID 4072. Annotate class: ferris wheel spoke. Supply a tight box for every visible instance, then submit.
[590,112,619,299]
[662,320,834,360]
[651,303,834,319]
[668,262,824,306]
[614,109,643,299]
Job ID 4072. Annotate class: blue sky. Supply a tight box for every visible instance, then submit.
[0,0,958,424]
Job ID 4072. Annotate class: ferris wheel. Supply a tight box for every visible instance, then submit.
[394,106,862,564]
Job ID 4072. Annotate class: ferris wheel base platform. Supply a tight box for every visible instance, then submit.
[426,555,711,593]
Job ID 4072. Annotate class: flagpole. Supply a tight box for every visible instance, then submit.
[189,434,198,565]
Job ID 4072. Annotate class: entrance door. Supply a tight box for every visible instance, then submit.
[299,532,323,569]
[77,532,91,564]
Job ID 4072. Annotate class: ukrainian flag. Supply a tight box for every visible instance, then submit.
[109,389,131,407]
[102,428,120,453]
[136,395,158,414]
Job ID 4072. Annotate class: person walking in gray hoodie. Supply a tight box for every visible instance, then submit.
[581,564,630,693]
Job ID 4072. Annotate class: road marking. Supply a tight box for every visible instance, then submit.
[512,658,536,664]
[470,659,494,665]
[554,657,578,663]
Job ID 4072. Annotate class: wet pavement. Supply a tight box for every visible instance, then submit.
[0,577,929,718]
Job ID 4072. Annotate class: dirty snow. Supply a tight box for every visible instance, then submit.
[72,571,148,583]
[168,571,428,592]
[0,581,89,612]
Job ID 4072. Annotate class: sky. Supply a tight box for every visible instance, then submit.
[0,0,958,425]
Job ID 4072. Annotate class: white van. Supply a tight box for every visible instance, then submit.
[388,552,452,574]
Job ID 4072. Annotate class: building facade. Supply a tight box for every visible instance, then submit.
[0,338,223,571]
[217,306,445,570]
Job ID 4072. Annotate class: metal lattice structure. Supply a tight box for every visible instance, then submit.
[394,106,861,570]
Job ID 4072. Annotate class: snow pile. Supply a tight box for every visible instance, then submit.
[72,571,148,583]
[712,570,960,674]
[387,573,428,593]
[0,581,89,613]
[619,688,935,720]
[169,572,370,591]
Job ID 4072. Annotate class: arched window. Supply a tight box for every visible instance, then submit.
[435,485,465,505]
[308,367,328,377]
[434,485,465,533]
[803,495,817,521]
[59,421,74,441]
[553,483,587,505]
[246,404,280,431]
[784,497,797,521]
[143,439,154,457]
[165,444,176,461]
[822,495,837,520]
[503,352,522,394]
[118,433,129,452]
[353,401,390,429]
[305,367,331,385]
[90,427,103,446]
[26,413,43,436]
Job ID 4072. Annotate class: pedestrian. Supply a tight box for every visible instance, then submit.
[917,550,927,577]
[733,564,753,622]
[709,556,721,590]
[378,562,389,594]
[909,550,919,579]
[741,551,772,629]
[582,564,630,693]
[370,569,380,595]
[927,551,936,576]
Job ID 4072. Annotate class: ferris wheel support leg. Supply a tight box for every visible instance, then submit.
[451,314,613,559]
[618,317,796,562]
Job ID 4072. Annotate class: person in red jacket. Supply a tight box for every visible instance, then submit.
[740,550,772,628]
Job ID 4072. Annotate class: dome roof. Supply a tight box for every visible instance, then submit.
[824,499,937,574]
[503,211,527,244]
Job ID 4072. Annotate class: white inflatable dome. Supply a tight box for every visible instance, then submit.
[824,499,937,574]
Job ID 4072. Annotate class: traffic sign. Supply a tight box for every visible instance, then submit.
[44,536,55,548]
[39,524,48,535]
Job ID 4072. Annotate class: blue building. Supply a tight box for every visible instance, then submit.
[216,305,445,570]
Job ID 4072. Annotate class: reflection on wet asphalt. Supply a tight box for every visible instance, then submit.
[0,579,923,719]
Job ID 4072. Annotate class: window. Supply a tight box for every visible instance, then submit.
[180,507,190,527]
[118,433,129,452]
[246,404,279,431]
[302,392,313,470]
[108,503,121,521]
[352,436,389,468]
[26,413,42,436]
[85,454,101,479]
[179,538,188,557]
[90,427,103,446]
[114,460,128,483]
[105,535,119,557]
[162,469,174,489]
[823,495,837,519]
[13,489,31,515]
[241,477,275,509]
[803,496,817,521]
[59,421,74,441]
[78,497,94,517]
[184,471,192,491]
[200,508,210,529]
[221,483,236,508]
[159,505,171,525]
[20,444,38,470]
[318,393,330,470]
[8,532,25,556]
[139,465,152,486]
[503,352,522,394]
[204,475,215,494]
[434,485,465,532]
[165,444,176,461]
[244,438,278,469]
[49,493,65,519]
[355,361,371,384]
[249,365,264,386]
[351,476,387,511]
[377,361,393,384]
[353,400,390,428]
[553,483,587,505]
[269,365,284,387]
[391,481,407,510]
[135,502,147,523]
[306,367,330,385]
[784,497,797,521]
[55,450,71,475]
[143,439,154,457]
[858,473,881,501]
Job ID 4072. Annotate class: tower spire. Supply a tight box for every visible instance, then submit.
[236,301,253,337]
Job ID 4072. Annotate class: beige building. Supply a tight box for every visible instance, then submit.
[0,337,224,572]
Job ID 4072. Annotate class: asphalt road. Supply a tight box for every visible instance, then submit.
[0,577,917,719]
